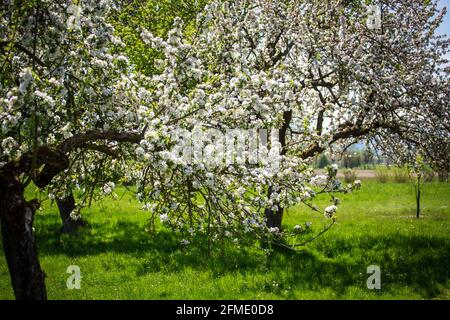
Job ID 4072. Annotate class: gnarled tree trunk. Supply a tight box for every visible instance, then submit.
[0,173,47,300]
[0,132,142,300]
[0,146,69,300]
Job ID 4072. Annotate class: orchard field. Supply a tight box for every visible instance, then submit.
[1,179,448,300]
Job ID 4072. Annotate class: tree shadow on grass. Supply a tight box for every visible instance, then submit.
[3,217,448,299]
[271,235,449,298]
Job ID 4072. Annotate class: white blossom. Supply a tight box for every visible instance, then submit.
[159,214,169,223]
[102,182,115,195]
[324,205,338,218]
[180,239,190,245]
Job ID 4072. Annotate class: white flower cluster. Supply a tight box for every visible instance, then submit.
[102,182,115,195]
[324,205,337,219]
[310,175,328,187]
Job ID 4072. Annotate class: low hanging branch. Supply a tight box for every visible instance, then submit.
[58,129,144,154]
[1,129,146,190]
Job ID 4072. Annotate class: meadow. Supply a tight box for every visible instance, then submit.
[0,180,449,300]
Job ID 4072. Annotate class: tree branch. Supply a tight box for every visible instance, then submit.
[58,130,143,154]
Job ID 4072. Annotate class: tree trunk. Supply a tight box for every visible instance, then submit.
[0,173,47,300]
[265,186,284,230]
[264,110,292,231]
[416,174,421,219]
[265,208,284,230]
[57,192,86,233]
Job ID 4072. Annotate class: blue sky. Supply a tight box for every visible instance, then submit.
[437,0,450,61]
[437,0,450,36]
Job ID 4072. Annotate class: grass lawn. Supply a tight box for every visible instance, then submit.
[1,180,449,299]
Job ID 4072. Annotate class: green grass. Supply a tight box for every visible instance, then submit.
[0,180,449,299]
